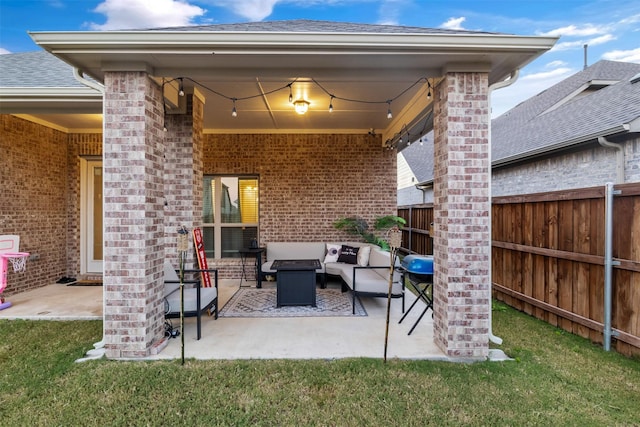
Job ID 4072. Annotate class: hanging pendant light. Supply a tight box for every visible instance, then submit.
[294,99,310,115]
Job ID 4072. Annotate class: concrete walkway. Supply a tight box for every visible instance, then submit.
[0,279,447,360]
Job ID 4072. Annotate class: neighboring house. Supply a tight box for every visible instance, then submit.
[0,20,556,360]
[397,132,435,205]
[398,60,640,204]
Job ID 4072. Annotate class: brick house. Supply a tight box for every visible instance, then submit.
[398,60,640,204]
[0,20,556,359]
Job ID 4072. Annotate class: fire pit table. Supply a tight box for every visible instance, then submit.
[271,259,321,307]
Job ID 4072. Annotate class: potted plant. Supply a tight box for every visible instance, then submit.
[333,215,406,251]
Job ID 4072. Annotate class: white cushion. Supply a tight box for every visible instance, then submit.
[357,245,371,266]
[165,287,217,314]
[265,242,326,262]
[164,260,180,296]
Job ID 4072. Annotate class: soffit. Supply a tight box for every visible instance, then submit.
[23,27,557,139]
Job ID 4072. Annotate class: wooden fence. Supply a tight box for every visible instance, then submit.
[397,204,433,256]
[398,182,640,356]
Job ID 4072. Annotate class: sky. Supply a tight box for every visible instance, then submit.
[0,0,639,117]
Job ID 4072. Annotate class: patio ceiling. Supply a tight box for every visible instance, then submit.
[15,22,557,144]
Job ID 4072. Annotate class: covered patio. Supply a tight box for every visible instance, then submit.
[0,278,447,360]
[1,20,557,360]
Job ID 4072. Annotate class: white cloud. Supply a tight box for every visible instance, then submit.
[206,0,279,21]
[546,60,568,68]
[540,23,609,37]
[88,0,205,30]
[551,33,616,52]
[0,48,11,55]
[587,34,616,45]
[602,47,640,63]
[618,14,640,25]
[441,17,466,30]
[551,40,586,51]
[377,0,407,26]
[520,67,574,82]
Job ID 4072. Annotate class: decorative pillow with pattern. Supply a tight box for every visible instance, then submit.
[324,243,342,263]
[337,245,359,264]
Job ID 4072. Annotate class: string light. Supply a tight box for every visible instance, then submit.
[178,78,185,97]
[162,77,168,132]
[161,76,433,128]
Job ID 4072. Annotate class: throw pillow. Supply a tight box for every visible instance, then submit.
[357,245,371,266]
[324,243,342,263]
[337,245,359,264]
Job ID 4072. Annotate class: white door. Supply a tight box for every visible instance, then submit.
[80,159,103,273]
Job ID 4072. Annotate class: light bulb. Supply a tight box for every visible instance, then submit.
[178,78,184,97]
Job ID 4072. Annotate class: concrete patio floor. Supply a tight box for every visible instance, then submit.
[0,278,447,361]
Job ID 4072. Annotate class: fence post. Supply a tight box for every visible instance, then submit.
[603,182,621,351]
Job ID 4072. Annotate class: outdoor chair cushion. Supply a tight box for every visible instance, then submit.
[164,259,218,340]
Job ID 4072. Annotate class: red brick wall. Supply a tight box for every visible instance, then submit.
[102,72,166,358]
[2,118,398,289]
[203,133,398,277]
[0,115,69,295]
[164,93,204,269]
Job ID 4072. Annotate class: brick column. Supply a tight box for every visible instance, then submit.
[432,72,491,359]
[102,72,165,359]
[163,93,204,268]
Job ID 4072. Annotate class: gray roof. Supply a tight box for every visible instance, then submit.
[492,60,640,164]
[403,60,640,182]
[147,19,498,35]
[400,132,434,183]
[0,51,88,87]
[0,20,505,89]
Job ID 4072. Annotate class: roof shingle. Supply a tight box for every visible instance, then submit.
[0,51,87,87]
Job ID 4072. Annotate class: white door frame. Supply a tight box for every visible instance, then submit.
[80,157,103,274]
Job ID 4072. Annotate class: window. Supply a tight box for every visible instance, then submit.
[203,176,259,259]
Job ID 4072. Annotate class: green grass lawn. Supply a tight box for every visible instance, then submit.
[1,302,638,426]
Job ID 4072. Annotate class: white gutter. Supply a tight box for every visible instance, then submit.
[72,68,107,363]
[598,136,625,184]
[29,30,559,52]
[73,68,105,93]
[487,70,520,346]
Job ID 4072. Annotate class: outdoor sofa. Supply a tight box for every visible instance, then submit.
[261,242,404,313]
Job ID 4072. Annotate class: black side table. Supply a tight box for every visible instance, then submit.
[239,247,266,288]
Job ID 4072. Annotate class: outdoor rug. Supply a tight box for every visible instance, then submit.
[219,288,367,318]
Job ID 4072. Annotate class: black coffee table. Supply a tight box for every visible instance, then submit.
[271,259,321,307]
